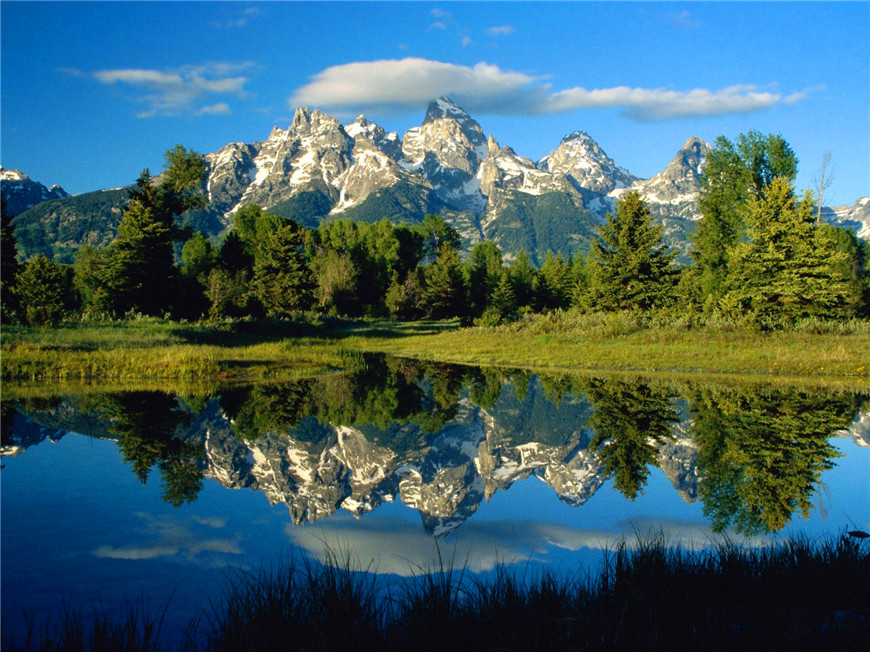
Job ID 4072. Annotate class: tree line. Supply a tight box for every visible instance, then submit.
[2,133,868,328]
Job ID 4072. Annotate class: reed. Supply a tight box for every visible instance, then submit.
[14,533,867,651]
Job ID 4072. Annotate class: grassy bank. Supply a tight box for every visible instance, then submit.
[2,313,869,388]
[9,534,869,651]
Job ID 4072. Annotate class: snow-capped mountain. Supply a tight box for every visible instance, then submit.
[821,196,870,240]
[10,97,869,264]
[1,168,69,218]
[609,136,712,221]
[538,131,637,195]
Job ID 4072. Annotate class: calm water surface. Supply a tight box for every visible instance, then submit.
[2,357,868,646]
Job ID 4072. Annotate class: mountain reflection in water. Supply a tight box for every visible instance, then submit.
[3,354,867,537]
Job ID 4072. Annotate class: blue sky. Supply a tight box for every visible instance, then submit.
[2,1,868,205]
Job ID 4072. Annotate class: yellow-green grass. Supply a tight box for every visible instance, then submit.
[342,320,870,390]
[2,316,868,390]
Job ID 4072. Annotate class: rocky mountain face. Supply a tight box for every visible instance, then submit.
[821,196,870,240]
[1,168,69,218]
[9,98,869,264]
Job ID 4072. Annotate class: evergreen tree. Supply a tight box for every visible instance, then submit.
[16,254,73,326]
[693,132,798,300]
[423,244,468,319]
[1,207,20,320]
[508,250,536,310]
[588,191,678,311]
[467,240,503,317]
[99,197,177,316]
[489,269,517,317]
[96,147,207,317]
[533,251,573,312]
[252,221,314,318]
[727,178,856,323]
[585,378,679,500]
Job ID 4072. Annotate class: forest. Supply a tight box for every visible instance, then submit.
[2,133,869,331]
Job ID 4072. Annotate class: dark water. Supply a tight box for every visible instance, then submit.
[2,356,868,646]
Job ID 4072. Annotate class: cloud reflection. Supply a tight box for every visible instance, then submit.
[92,512,242,562]
[285,515,749,577]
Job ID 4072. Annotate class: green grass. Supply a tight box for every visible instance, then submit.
[9,533,869,651]
[2,312,869,389]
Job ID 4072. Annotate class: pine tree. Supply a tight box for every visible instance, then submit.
[423,244,468,319]
[588,191,677,311]
[252,222,314,318]
[489,269,517,317]
[96,147,207,317]
[16,254,72,326]
[533,251,573,311]
[99,197,177,316]
[467,240,503,317]
[508,250,536,310]
[727,178,856,323]
[692,132,798,300]
[1,207,20,320]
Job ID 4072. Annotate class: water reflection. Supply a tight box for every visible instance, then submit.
[2,355,866,536]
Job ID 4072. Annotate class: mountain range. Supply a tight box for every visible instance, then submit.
[5,98,869,264]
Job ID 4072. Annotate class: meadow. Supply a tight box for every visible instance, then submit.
[2,312,869,390]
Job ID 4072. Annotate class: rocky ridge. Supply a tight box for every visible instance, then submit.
[9,98,869,264]
[1,168,69,218]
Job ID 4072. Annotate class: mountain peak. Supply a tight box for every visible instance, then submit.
[560,131,595,146]
[1,168,29,182]
[423,97,472,124]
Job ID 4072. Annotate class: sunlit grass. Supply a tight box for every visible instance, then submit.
[3,313,869,389]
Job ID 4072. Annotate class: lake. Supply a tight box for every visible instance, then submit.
[2,355,868,647]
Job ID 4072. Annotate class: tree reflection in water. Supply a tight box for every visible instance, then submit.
[3,357,864,535]
[690,386,860,535]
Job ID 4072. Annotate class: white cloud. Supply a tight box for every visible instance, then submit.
[196,102,232,116]
[290,58,812,121]
[671,10,702,30]
[486,25,516,37]
[94,62,253,117]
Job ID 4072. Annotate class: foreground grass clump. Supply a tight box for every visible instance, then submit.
[11,534,869,651]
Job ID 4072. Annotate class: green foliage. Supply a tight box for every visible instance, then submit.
[692,386,852,534]
[10,187,130,263]
[533,251,574,312]
[385,271,425,320]
[693,131,799,299]
[467,241,503,317]
[312,249,357,314]
[252,221,314,318]
[1,209,21,318]
[266,190,331,229]
[15,254,73,326]
[483,191,599,266]
[416,213,461,261]
[585,378,678,499]
[98,197,178,316]
[181,231,217,281]
[588,191,678,311]
[508,250,536,310]
[423,244,468,319]
[727,179,858,324]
